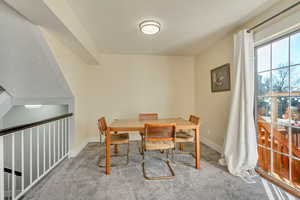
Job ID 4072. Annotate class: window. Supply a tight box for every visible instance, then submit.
[255,30,300,192]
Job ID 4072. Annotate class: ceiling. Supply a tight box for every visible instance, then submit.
[66,0,280,56]
[4,0,98,65]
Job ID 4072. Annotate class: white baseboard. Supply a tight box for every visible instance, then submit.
[201,136,223,154]
[69,140,89,158]
[88,137,100,143]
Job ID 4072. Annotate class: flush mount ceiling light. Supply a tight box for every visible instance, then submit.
[139,20,161,35]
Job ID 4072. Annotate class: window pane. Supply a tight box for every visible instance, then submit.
[291,127,300,158]
[257,146,271,172]
[272,96,290,125]
[291,97,300,126]
[272,124,289,154]
[272,38,289,69]
[292,159,300,189]
[258,71,271,96]
[256,31,300,190]
[272,68,289,94]
[257,97,271,122]
[291,32,300,65]
[257,121,271,148]
[272,153,290,181]
[291,65,300,95]
[257,45,271,72]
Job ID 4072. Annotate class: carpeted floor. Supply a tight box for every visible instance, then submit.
[22,142,269,200]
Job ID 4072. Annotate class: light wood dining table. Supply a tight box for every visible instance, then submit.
[105,117,200,175]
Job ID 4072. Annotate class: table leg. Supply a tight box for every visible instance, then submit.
[106,131,111,175]
[195,127,200,169]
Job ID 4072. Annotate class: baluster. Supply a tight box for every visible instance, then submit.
[21,131,24,192]
[43,125,46,174]
[48,123,51,169]
[68,118,70,154]
[7,175,10,199]
[12,134,15,199]
[30,128,33,184]
[62,119,65,157]
[0,136,4,200]
[58,120,60,160]
[64,118,67,156]
[54,121,56,164]
[37,127,40,178]
[61,120,63,158]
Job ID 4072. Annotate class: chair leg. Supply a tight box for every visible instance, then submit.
[138,136,144,155]
[126,142,130,165]
[179,144,184,151]
[174,142,196,166]
[114,144,120,154]
[98,144,102,167]
[98,142,130,168]
[98,136,102,167]
[141,149,175,180]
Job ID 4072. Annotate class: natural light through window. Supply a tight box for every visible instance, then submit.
[256,30,300,191]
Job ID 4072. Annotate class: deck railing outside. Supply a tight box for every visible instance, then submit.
[257,120,300,191]
[0,113,73,200]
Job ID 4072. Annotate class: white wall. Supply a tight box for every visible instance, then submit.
[86,54,195,140]
[0,1,72,101]
[2,105,68,129]
[195,36,234,150]
[194,0,300,150]
[42,29,90,151]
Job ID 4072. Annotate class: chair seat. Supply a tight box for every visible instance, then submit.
[109,133,129,144]
[145,141,175,150]
[176,131,194,143]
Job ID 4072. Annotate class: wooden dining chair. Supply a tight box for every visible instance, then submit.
[141,123,176,180]
[138,113,158,153]
[97,117,130,167]
[175,115,200,164]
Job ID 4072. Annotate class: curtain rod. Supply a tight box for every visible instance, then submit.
[247,1,300,33]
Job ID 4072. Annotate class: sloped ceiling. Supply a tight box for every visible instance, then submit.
[0,1,72,101]
[4,0,99,65]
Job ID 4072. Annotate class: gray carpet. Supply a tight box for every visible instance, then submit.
[22,142,269,200]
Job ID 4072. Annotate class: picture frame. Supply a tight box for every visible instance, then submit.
[210,63,231,93]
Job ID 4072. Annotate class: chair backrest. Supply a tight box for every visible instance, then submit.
[98,117,108,135]
[144,123,176,142]
[189,115,200,125]
[139,113,158,120]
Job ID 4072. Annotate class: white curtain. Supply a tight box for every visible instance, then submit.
[220,30,258,178]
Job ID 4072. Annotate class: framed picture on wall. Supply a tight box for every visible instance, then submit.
[210,63,231,92]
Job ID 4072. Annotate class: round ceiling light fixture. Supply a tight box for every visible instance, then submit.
[139,20,161,35]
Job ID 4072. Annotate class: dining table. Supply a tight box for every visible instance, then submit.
[105,117,201,175]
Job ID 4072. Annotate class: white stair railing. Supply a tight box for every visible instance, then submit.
[0,113,73,200]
